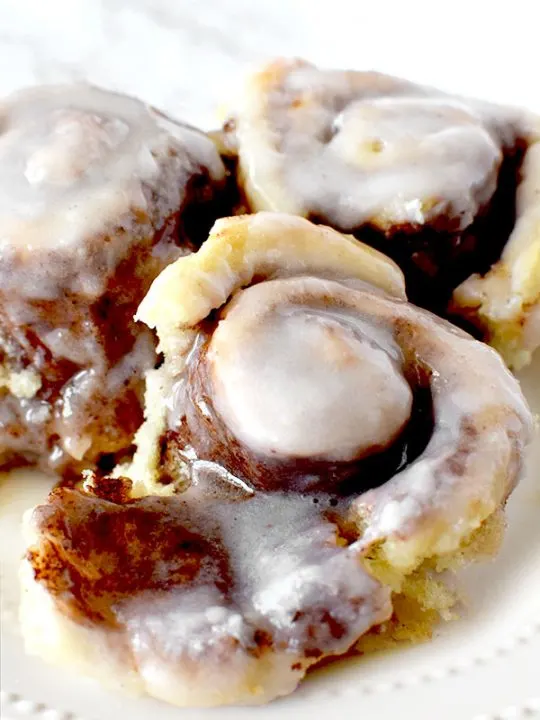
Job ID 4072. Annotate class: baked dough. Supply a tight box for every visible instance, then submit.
[21,214,532,706]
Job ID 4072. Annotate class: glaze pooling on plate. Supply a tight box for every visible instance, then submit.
[224,58,540,366]
[21,213,533,707]
[0,83,227,475]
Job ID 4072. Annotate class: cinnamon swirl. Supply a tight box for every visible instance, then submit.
[222,58,540,367]
[21,214,532,706]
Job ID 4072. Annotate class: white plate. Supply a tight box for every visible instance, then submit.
[1,1,540,718]
[2,359,540,720]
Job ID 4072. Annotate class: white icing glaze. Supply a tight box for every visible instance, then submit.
[51,332,156,461]
[21,211,534,707]
[180,270,532,566]
[23,479,392,706]
[122,586,251,661]
[234,59,534,232]
[352,312,532,564]
[136,213,532,567]
[209,278,412,460]
[219,492,388,651]
[120,489,390,657]
[0,83,227,471]
[23,110,130,186]
[0,84,225,300]
[0,84,223,252]
[324,97,500,228]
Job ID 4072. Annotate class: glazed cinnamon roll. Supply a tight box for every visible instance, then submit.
[0,84,226,474]
[222,58,540,367]
[21,214,532,707]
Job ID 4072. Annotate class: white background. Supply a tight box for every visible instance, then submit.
[1,0,539,126]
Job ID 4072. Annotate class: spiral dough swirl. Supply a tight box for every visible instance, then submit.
[22,213,532,706]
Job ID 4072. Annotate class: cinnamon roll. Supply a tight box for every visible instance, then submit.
[21,214,532,706]
[0,84,226,474]
[222,58,540,367]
